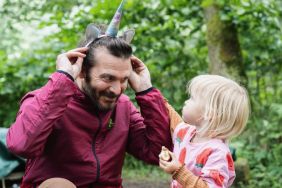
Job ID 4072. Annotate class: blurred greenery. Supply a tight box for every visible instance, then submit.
[0,0,281,187]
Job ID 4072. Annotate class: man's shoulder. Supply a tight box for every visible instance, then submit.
[20,89,41,104]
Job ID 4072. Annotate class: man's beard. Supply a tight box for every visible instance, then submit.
[82,81,120,111]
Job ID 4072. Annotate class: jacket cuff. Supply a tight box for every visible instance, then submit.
[50,72,78,95]
[135,87,154,96]
[56,70,74,82]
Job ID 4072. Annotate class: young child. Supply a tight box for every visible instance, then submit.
[159,75,250,188]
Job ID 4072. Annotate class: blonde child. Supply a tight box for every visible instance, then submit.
[159,75,250,188]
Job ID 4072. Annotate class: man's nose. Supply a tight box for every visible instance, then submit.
[109,82,122,95]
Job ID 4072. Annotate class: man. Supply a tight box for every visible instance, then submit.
[6,36,171,187]
[6,1,172,187]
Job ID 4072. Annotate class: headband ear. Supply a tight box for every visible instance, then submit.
[97,24,107,35]
[119,29,135,43]
[84,23,101,47]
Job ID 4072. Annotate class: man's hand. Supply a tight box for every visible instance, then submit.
[56,47,88,80]
[159,149,182,174]
[129,55,152,92]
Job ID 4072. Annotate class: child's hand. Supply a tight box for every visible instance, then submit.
[159,149,182,174]
[159,146,171,161]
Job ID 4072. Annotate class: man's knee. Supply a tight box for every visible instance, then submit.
[39,178,76,188]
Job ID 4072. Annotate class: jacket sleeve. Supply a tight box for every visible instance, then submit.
[164,100,183,136]
[126,88,172,165]
[6,72,77,158]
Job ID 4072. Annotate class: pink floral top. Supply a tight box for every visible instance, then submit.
[172,123,236,188]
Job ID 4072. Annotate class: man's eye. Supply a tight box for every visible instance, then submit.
[102,76,113,82]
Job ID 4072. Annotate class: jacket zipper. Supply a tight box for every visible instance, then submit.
[92,113,102,182]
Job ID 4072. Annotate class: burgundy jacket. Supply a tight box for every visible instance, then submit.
[6,72,171,188]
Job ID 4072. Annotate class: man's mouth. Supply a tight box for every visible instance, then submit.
[103,96,117,103]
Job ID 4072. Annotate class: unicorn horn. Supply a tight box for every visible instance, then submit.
[105,0,126,37]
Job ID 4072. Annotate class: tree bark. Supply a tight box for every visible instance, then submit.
[203,3,247,85]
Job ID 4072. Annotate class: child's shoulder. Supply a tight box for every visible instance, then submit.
[173,122,196,143]
[174,122,196,136]
[204,139,234,158]
[175,122,195,131]
[205,139,230,153]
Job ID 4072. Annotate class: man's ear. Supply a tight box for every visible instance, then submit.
[78,69,86,78]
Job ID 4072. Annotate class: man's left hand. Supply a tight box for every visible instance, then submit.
[129,55,152,92]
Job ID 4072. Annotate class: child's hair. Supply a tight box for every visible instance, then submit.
[187,75,250,140]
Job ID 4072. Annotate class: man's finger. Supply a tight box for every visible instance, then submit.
[130,55,144,68]
[66,52,86,59]
[72,57,83,68]
[68,47,89,53]
[76,57,83,65]
[71,57,84,79]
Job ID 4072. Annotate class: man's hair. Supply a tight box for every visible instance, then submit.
[78,36,132,82]
[187,75,250,140]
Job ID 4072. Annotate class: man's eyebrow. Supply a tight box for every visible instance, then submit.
[100,73,129,80]
[100,73,115,77]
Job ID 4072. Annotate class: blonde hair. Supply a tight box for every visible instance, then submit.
[187,75,250,140]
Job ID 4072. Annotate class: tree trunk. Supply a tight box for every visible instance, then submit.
[203,3,247,85]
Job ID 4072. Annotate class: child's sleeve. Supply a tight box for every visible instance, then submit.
[164,99,183,136]
[173,165,209,188]
[199,150,236,188]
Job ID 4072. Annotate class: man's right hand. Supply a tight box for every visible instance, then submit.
[56,47,88,80]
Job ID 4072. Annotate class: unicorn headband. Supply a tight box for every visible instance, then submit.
[84,0,135,47]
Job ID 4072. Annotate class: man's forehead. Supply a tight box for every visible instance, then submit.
[92,68,131,80]
[94,57,131,69]
[93,47,110,59]
[91,55,131,75]
[94,48,129,62]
